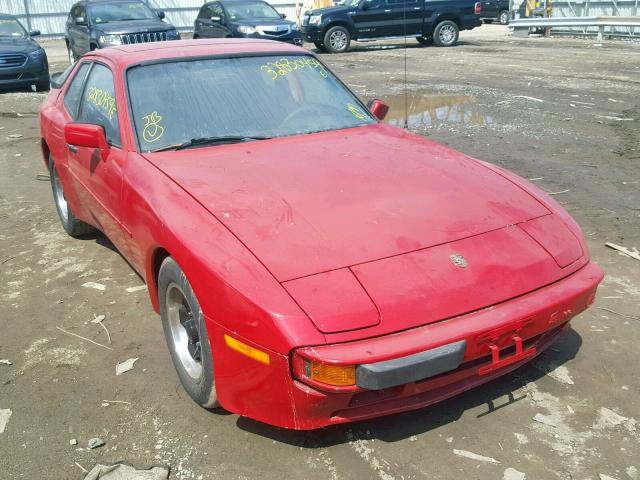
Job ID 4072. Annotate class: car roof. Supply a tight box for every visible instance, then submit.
[217,0,269,4]
[86,38,306,66]
[75,0,148,5]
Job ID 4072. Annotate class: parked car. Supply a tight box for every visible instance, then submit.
[301,0,482,53]
[480,0,510,24]
[40,39,603,430]
[65,0,180,63]
[0,14,49,91]
[194,0,303,45]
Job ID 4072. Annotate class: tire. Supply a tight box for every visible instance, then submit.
[416,35,433,46]
[433,20,459,47]
[159,257,218,409]
[499,10,510,25]
[67,45,77,65]
[323,25,350,53]
[49,156,95,237]
[35,76,50,92]
[314,41,326,52]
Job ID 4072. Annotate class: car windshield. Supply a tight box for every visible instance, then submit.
[127,55,375,152]
[226,2,281,20]
[0,18,27,38]
[89,2,157,24]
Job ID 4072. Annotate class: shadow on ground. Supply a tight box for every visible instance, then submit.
[237,328,582,447]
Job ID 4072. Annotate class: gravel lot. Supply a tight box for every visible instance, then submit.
[1,25,639,480]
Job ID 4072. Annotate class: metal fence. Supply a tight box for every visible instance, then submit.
[1,0,298,37]
[551,0,639,37]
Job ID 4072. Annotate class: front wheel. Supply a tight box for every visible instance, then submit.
[35,76,50,92]
[323,26,350,53]
[67,45,77,65]
[159,257,218,409]
[499,10,510,25]
[433,20,459,47]
[416,35,433,46]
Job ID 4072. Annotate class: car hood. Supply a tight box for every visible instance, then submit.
[306,5,352,16]
[143,123,551,283]
[94,19,173,34]
[0,36,39,54]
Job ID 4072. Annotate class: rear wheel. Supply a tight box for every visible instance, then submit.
[323,26,350,53]
[416,35,432,46]
[433,20,459,47]
[49,156,95,237]
[499,10,510,24]
[159,257,218,409]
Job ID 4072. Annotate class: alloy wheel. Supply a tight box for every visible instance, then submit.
[166,283,203,380]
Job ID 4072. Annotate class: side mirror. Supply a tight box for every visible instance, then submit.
[361,0,371,10]
[210,15,222,22]
[157,10,166,19]
[75,16,87,26]
[50,72,64,89]
[29,29,41,37]
[368,99,389,121]
[65,123,108,150]
[280,13,287,18]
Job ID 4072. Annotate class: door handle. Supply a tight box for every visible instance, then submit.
[384,9,391,12]
[67,144,78,153]
[414,6,421,9]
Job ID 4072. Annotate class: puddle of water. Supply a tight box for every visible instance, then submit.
[383,92,493,128]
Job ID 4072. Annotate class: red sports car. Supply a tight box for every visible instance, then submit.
[39,39,603,430]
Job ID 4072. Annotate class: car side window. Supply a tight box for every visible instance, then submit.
[63,62,91,118]
[197,5,208,18]
[78,64,121,146]
[367,0,387,8]
[211,2,225,20]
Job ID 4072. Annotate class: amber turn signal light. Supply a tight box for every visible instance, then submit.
[292,352,357,390]
[305,359,356,386]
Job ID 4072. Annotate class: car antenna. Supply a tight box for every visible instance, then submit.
[402,0,408,129]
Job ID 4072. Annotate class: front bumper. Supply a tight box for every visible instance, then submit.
[300,25,323,43]
[0,55,48,89]
[211,260,603,430]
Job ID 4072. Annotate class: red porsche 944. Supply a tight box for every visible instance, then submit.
[39,39,603,430]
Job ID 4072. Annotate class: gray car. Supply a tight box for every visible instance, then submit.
[0,14,49,91]
[65,0,180,63]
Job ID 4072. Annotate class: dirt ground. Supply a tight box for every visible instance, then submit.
[1,25,639,480]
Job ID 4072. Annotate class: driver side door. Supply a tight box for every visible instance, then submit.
[68,5,90,56]
[66,62,129,252]
[351,0,392,39]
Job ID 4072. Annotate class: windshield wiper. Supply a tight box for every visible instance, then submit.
[153,135,271,152]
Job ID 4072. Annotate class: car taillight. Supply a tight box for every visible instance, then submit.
[475,2,482,14]
[292,351,357,391]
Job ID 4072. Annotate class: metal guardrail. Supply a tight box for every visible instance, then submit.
[510,15,640,39]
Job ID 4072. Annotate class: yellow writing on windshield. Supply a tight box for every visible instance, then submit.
[142,111,165,143]
[86,87,117,120]
[346,103,368,121]
[260,57,328,81]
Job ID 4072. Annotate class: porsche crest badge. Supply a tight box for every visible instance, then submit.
[450,253,468,268]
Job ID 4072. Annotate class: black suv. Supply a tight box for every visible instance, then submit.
[301,0,482,53]
[480,0,510,24]
[194,0,303,45]
[0,14,49,91]
[65,0,180,63]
